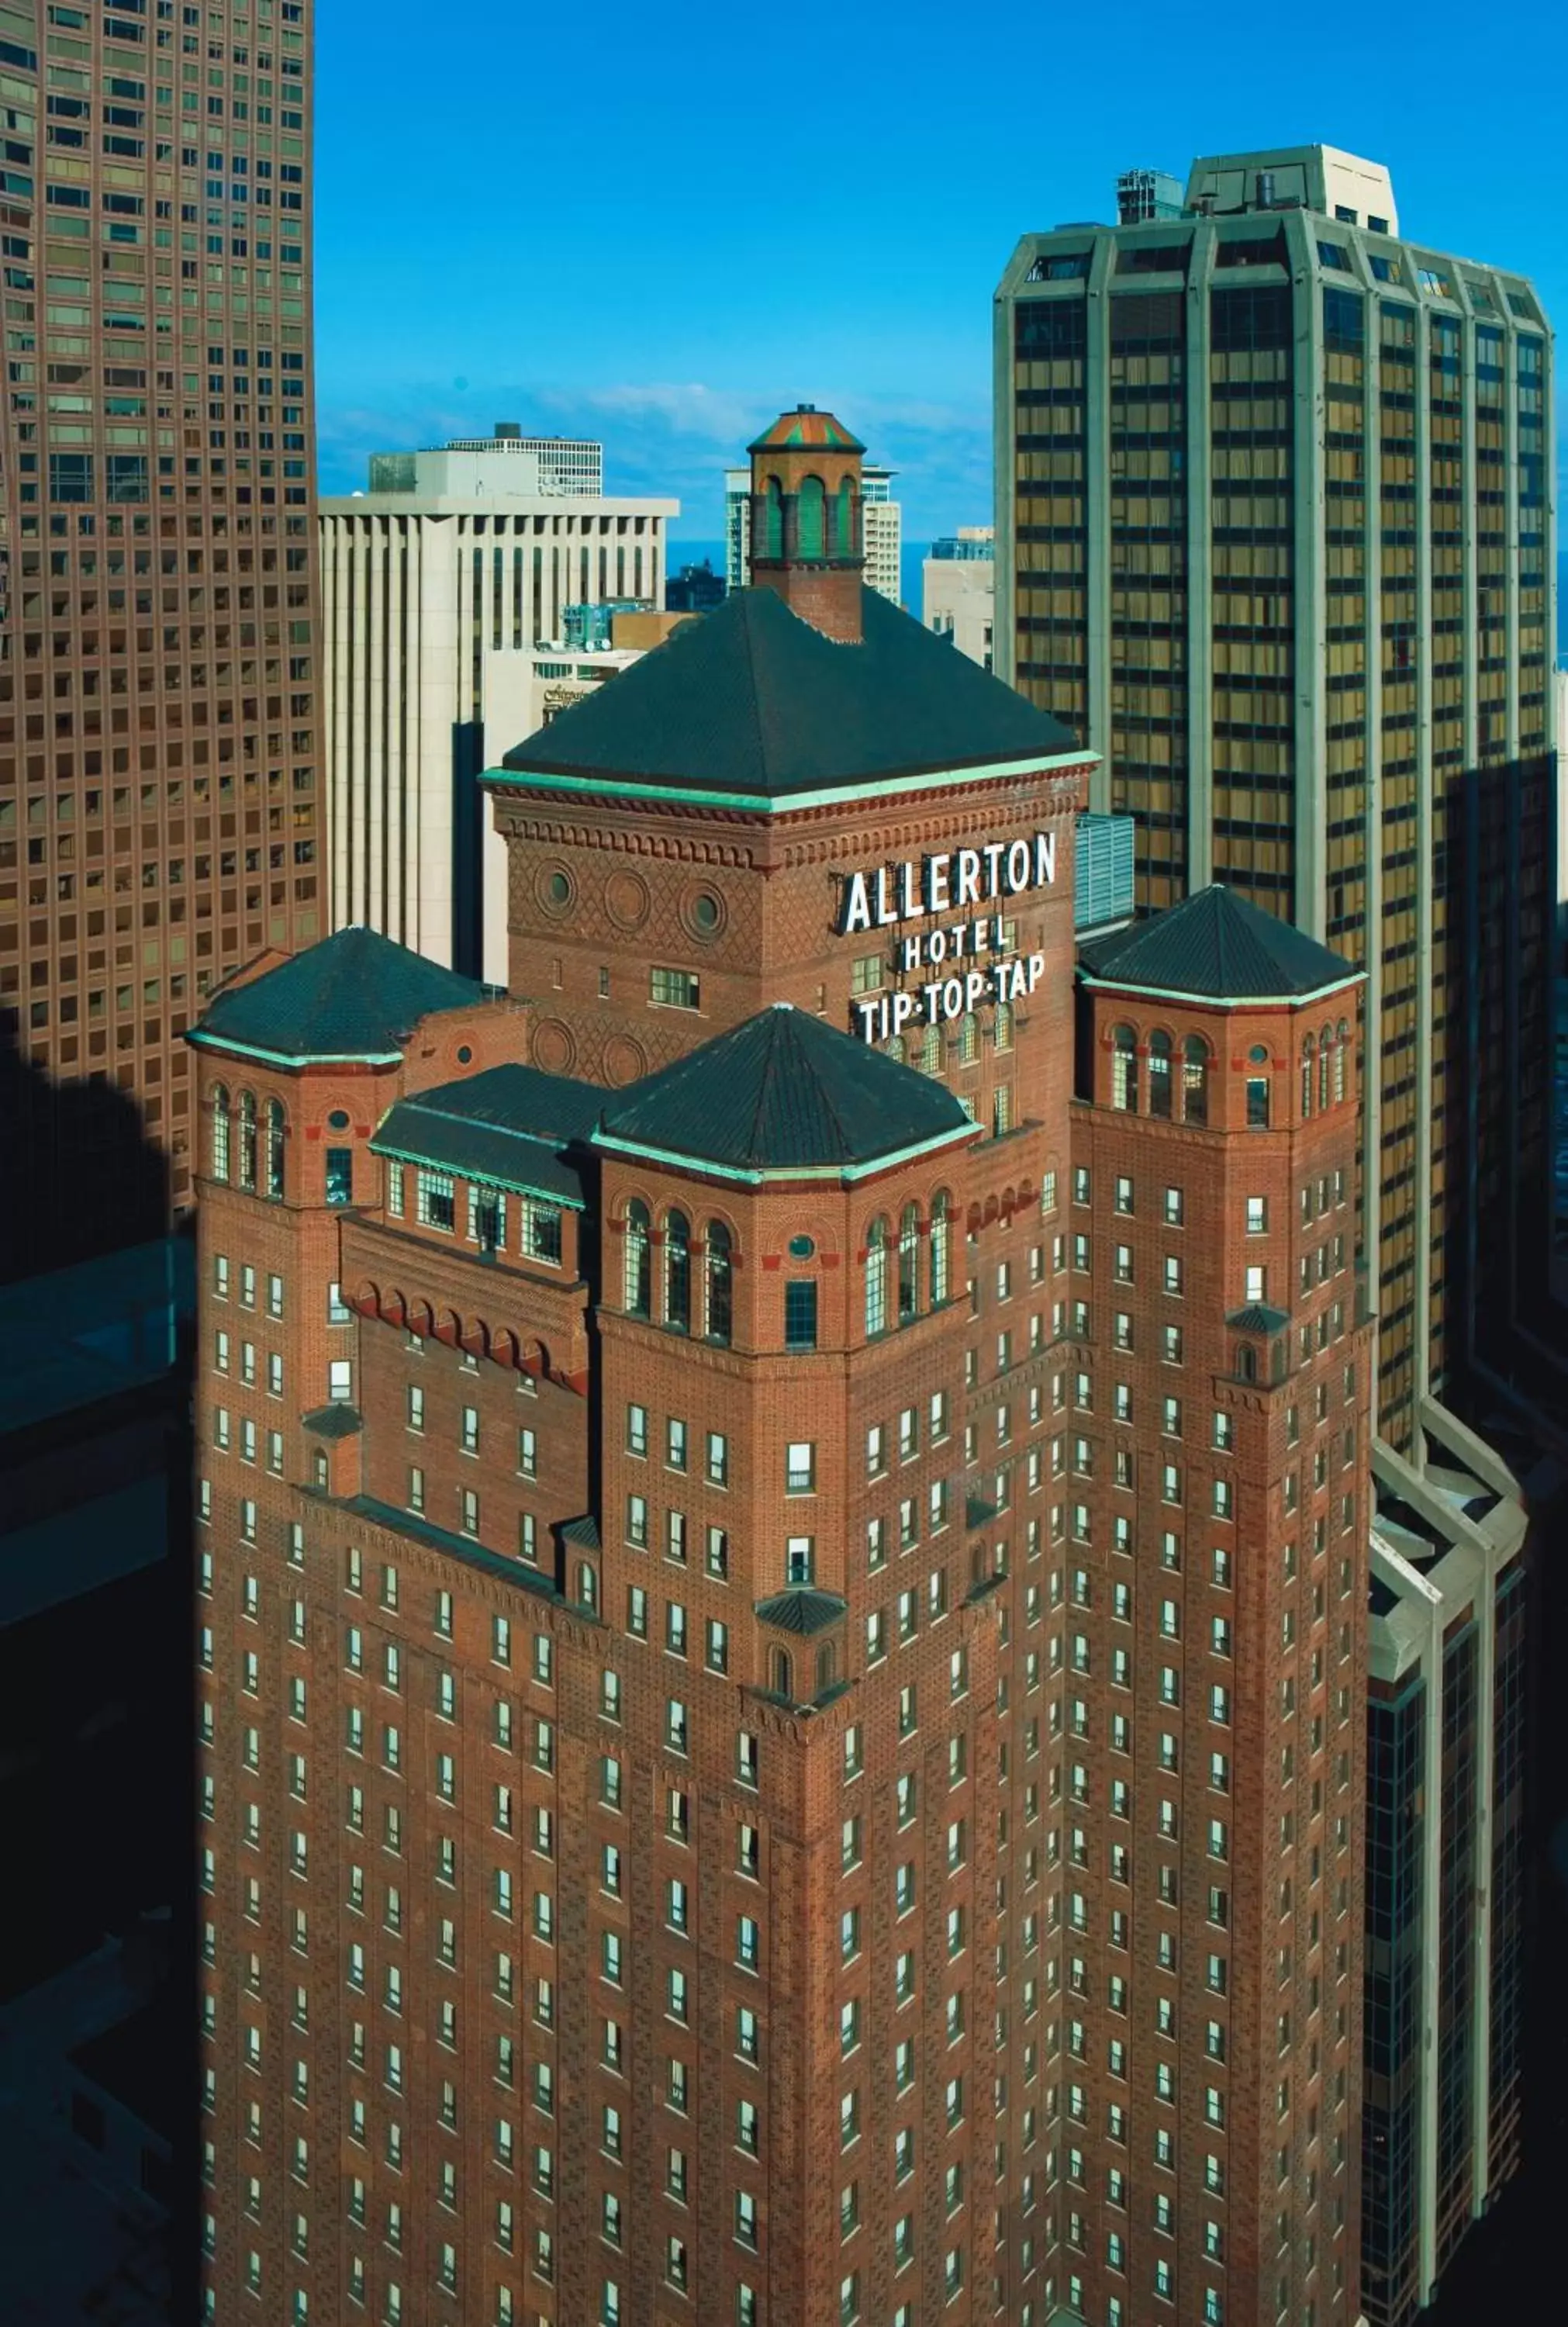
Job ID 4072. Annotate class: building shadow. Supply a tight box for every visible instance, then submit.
[0,1025,199,2325]
[0,1022,171,1284]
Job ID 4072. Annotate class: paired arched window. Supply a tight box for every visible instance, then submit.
[237,1090,257,1191]
[1300,1036,1315,1119]
[624,1201,651,1317]
[762,476,783,559]
[1333,1019,1349,1105]
[705,1221,733,1345]
[797,473,826,558]
[865,1217,889,1337]
[930,1190,952,1307]
[211,1084,230,1182]
[265,1098,285,1198]
[664,1211,691,1333]
[898,1203,920,1326]
[1148,1030,1173,1119]
[1183,1035,1211,1125]
[1111,1025,1138,1112]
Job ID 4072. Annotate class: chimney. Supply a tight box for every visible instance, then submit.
[745,403,866,644]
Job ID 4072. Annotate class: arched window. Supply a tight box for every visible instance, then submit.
[1182,1035,1211,1126]
[898,1202,920,1325]
[1300,1036,1315,1119]
[993,1001,1014,1055]
[577,1561,598,1614]
[930,1190,952,1307]
[958,1012,979,1066]
[920,1022,942,1076]
[1318,1025,1332,1114]
[1111,1025,1138,1112]
[1148,1030,1173,1118]
[705,1221,733,1346]
[762,476,783,559]
[816,1642,837,1696]
[211,1084,230,1182]
[265,1098,285,1199]
[624,1201,651,1317]
[238,1090,257,1191]
[797,474,826,559]
[664,1210,691,1333]
[1246,1045,1271,1129]
[1333,1018,1349,1105]
[1236,1343,1258,1384]
[771,1648,793,1702]
[865,1217,889,1338]
[887,1034,905,1063]
[834,476,855,557]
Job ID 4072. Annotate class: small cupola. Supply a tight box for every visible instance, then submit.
[746,403,866,643]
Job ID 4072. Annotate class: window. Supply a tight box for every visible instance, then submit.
[707,1431,729,1486]
[705,1221,733,1342]
[650,966,699,1011]
[785,1278,818,1350]
[1245,1196,1267,1236]
[521,1197,563,1266]
[623,1202,651,1316]
[416,1168,456,1230]
[1111,1025,1138,1110]
[865,1219,889,1337]
[787,1442,816,1495]
[931,1191,952,1305]
[664,1213,692,1332]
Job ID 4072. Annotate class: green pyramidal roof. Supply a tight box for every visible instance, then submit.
[1079,885,1359,1004]
[189,925,488,1063]
[597,1004,975,1178]
[491,586,1082,803]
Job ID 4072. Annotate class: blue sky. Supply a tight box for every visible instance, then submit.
[316,0,1568,544]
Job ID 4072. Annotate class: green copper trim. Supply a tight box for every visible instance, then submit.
[1078,970,1364,1009]
[185,1029,402,1067]
[483,748,1096,818]
[592,1119,976,1188]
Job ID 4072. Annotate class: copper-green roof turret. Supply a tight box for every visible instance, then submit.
[746,403,865,455]
[747,402,866,643]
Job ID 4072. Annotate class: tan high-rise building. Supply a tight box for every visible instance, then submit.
[0,0,323,1272]
[995,144,1556,1458]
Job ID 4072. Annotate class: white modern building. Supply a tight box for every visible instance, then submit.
[860,462,902,603]
[368,422,604,498]
[724,465,751,596]
[922,526,996,668]
[724,458,903,603]
[321,454,677,987]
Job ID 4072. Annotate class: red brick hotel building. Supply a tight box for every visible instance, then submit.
[192,410,1372,2327]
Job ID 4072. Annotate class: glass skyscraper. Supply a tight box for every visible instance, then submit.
[0,0,321,1269]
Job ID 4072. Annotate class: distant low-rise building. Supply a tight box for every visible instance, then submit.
[665,558,726,612]
[923,526,996,667]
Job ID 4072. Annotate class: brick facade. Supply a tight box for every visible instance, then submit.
[193,420,1373,2327]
